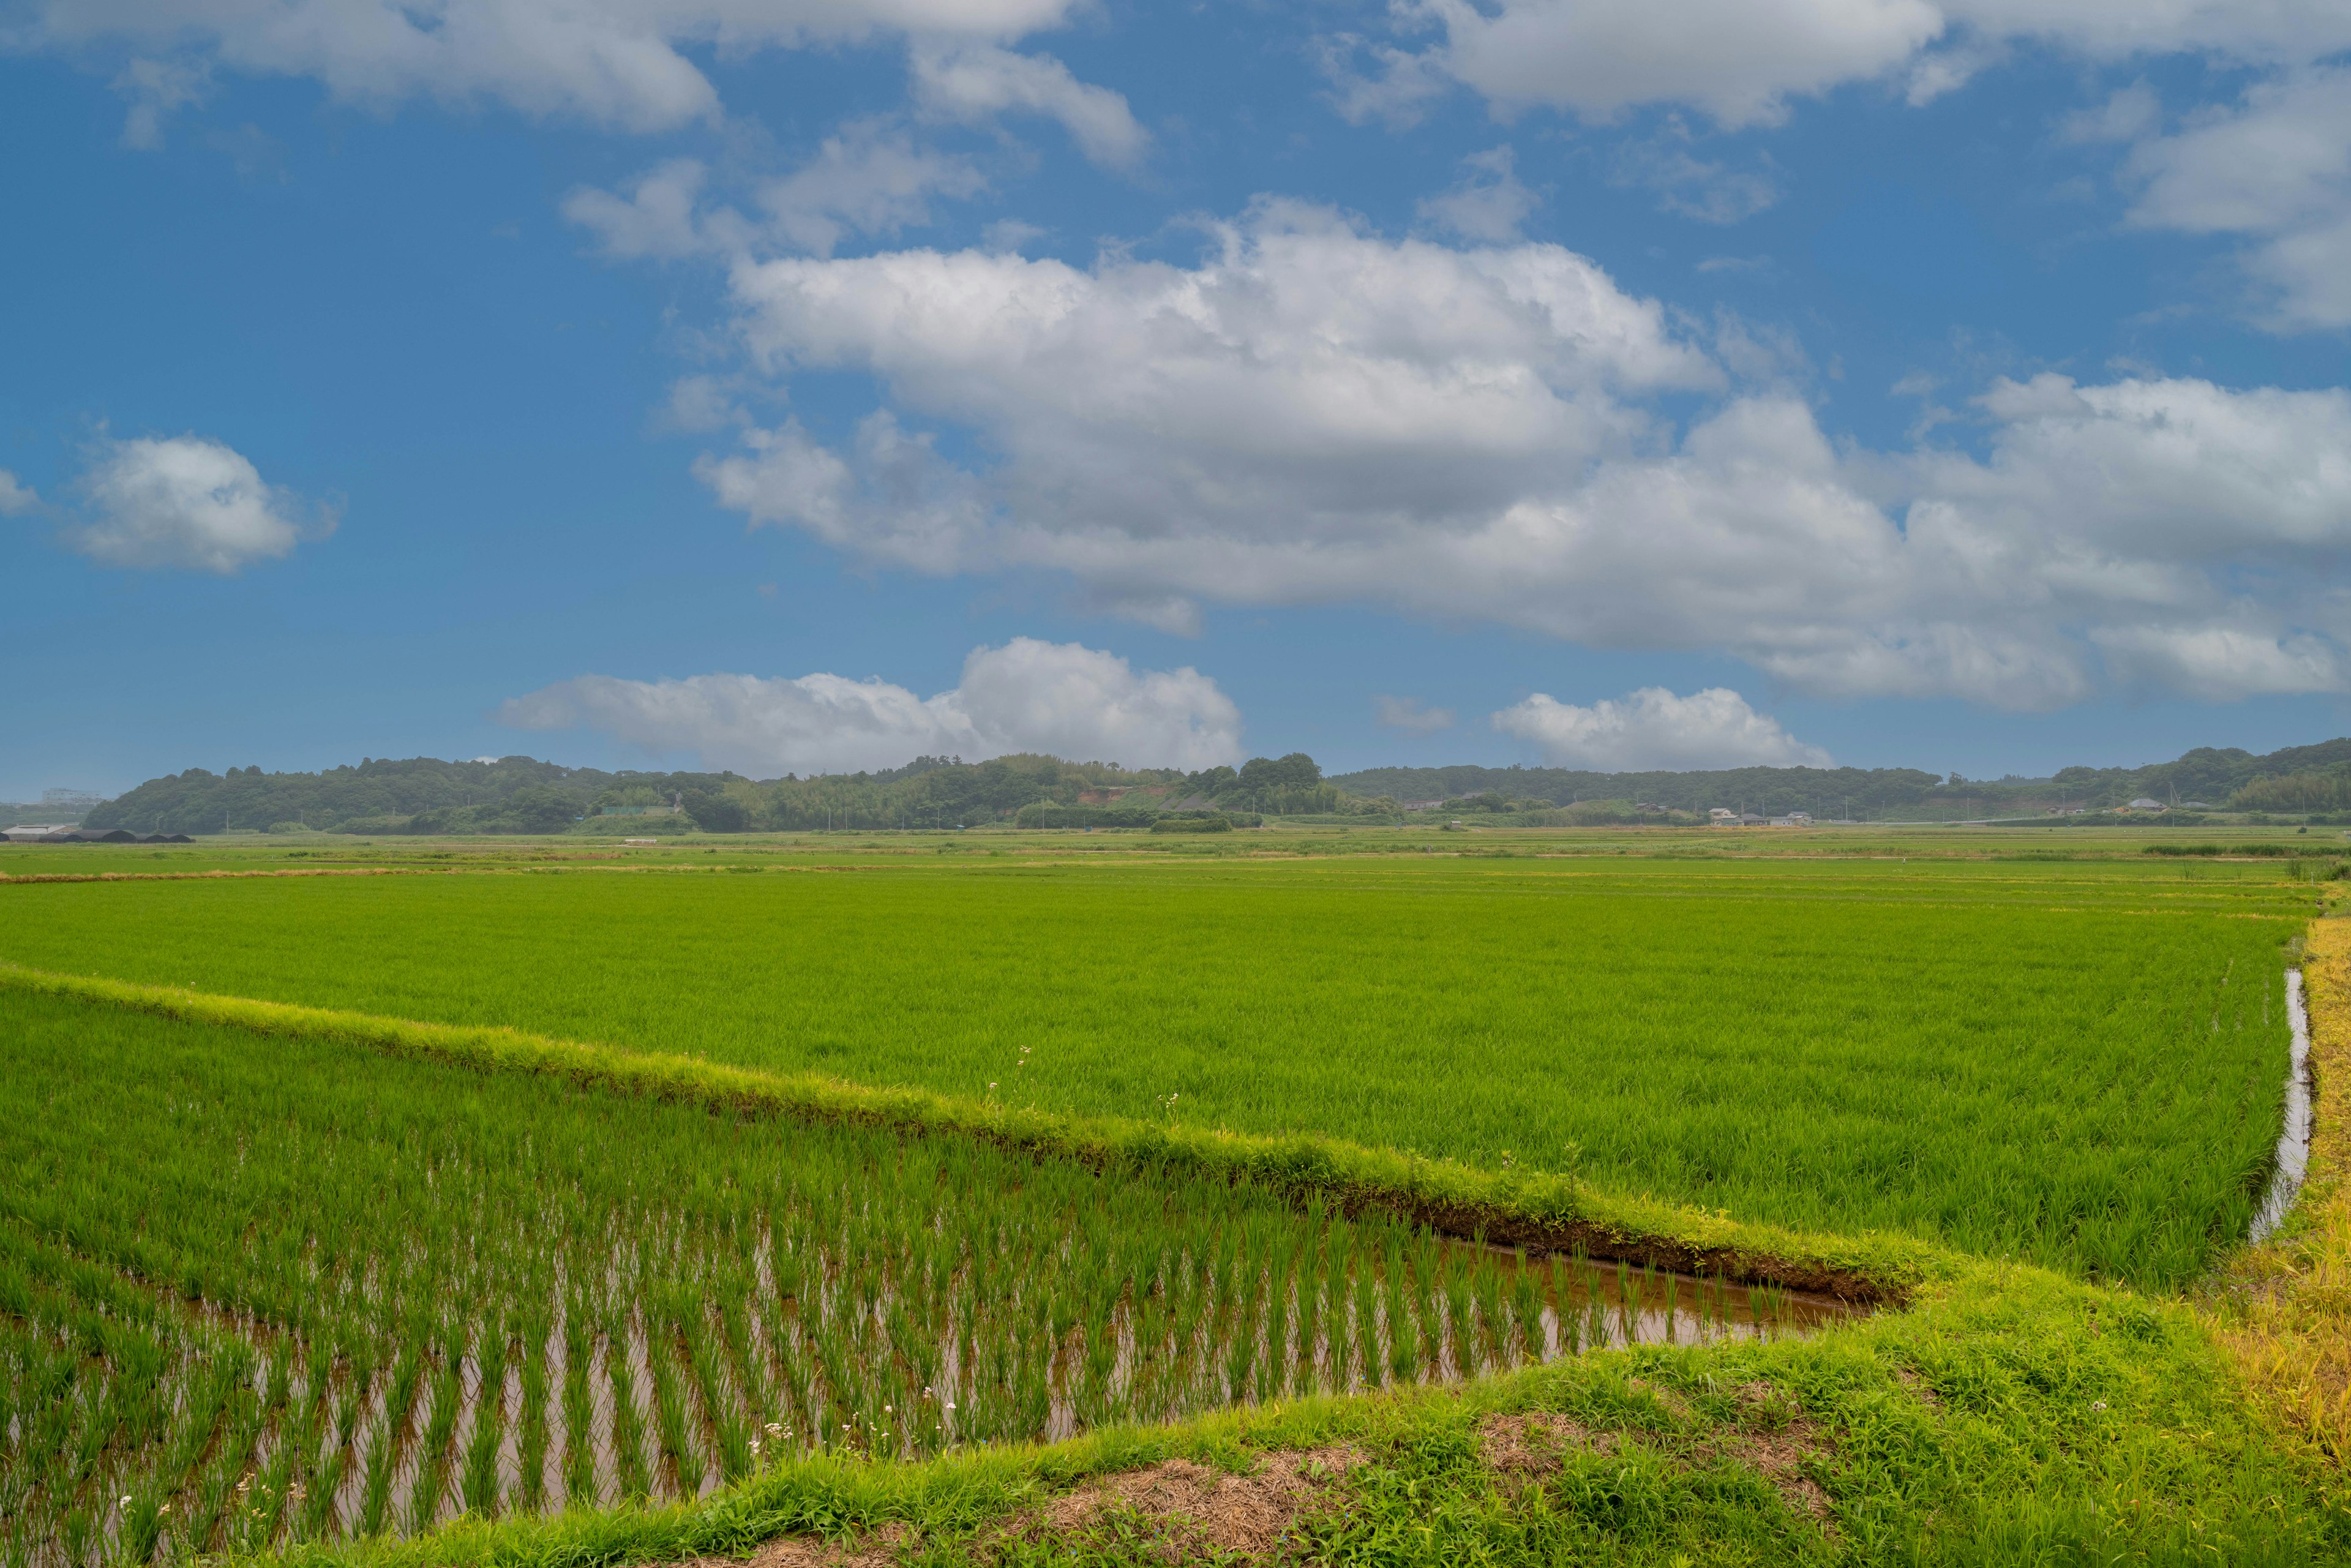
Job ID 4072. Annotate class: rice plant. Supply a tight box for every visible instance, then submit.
[0,855,2298,1284]
[0,989,1820,1562]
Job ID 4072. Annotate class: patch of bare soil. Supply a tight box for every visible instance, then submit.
[1479,1381,1835,1529]
[1693,1384,1835,1527]
[1008,1445,1362,1562]
[678,1522,907,1568]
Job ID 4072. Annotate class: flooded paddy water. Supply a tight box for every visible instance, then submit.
[4,1234,1858,1565]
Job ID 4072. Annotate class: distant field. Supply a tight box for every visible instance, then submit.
[0,855,2301,1288]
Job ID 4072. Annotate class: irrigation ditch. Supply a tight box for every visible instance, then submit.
[2251,967,2315,1245]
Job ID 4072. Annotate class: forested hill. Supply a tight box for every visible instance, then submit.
[84,752,1254,835]
[1332,737,2351,818]
[1329,762,1943,817]
[77,733,2351,835]
[85,756,742,836]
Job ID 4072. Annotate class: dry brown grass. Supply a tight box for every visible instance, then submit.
[1001,1446,1362,1562]
[2208,915,2351,1463]
[675,1523,907,1568]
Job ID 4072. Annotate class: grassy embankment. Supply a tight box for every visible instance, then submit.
[2210,909,2351,1469]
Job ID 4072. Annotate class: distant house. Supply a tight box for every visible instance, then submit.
[1633,802,1667,812]
[1171,794,1220,811]
[1401,799,1445,811]
[1,823,73,842]
[2126,797,2165,812]
[1709,808,1737,822]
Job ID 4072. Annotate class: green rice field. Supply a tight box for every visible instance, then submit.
[0,837,2327,1564]
[2,988,1823,1561]
[0,858,2302,1286]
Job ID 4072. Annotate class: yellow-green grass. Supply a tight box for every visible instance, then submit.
[0,858,2301,1289]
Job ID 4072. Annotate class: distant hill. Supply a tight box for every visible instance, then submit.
[76,733,2351,835]
[1332,737,2351,820]
[85,756,743,836]
[86,752,1191,835]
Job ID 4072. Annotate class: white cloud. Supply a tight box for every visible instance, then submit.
[0,471,39,516]
[753,119,989,255]
[1492,687,1832,770]
[66,435,329,572]
[566,124,987,261]
[909,42,1147,169]
[2090,623,2343,700]
[36,0,1087,136]
[113,56,211,148]
[1608,119,1780,224]
[1325,0,2351,133]
[564,157,712,260]
[2118,67,2351,329]
[1374,694,1456,733]
[692,205,2351,708]
[497,637,1242,775]
[1416,145,1539,242]
[1358,0,1946,129]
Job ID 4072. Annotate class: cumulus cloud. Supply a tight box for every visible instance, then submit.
[498,637,1242,776]
[65,435,331,572]
[909,42,1148,169]
[753,121,990,255]
[113,56,211,148]
[34,0,1087,136]
[1609,121,1780,224]
[1337,0,1945,130]
[1322,0,2351,132]
[1374,695,1456,733]
[0,470,39,516]
[2117,67,2351,329]
[566,124,988,261]
[1417,146,1539,242]
[1492,687,1832,770]
[690,204,2351,708]
[563,157,712,260]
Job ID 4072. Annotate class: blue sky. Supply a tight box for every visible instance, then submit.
[7,1,2351,797]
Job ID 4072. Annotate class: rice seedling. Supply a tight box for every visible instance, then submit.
[0,990,1825,1562]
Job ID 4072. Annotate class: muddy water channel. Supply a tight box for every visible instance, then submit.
[2251,967,2315,1244]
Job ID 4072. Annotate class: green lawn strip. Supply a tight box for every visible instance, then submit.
[0,961,1935,1301]
[249,1267,2341,1568]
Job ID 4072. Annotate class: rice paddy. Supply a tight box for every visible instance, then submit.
[0,858,2302,1287]
[0,841,2324,1564]
[0,990,1825,1562]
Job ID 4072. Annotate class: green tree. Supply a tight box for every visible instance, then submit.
[681,790,750,833]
